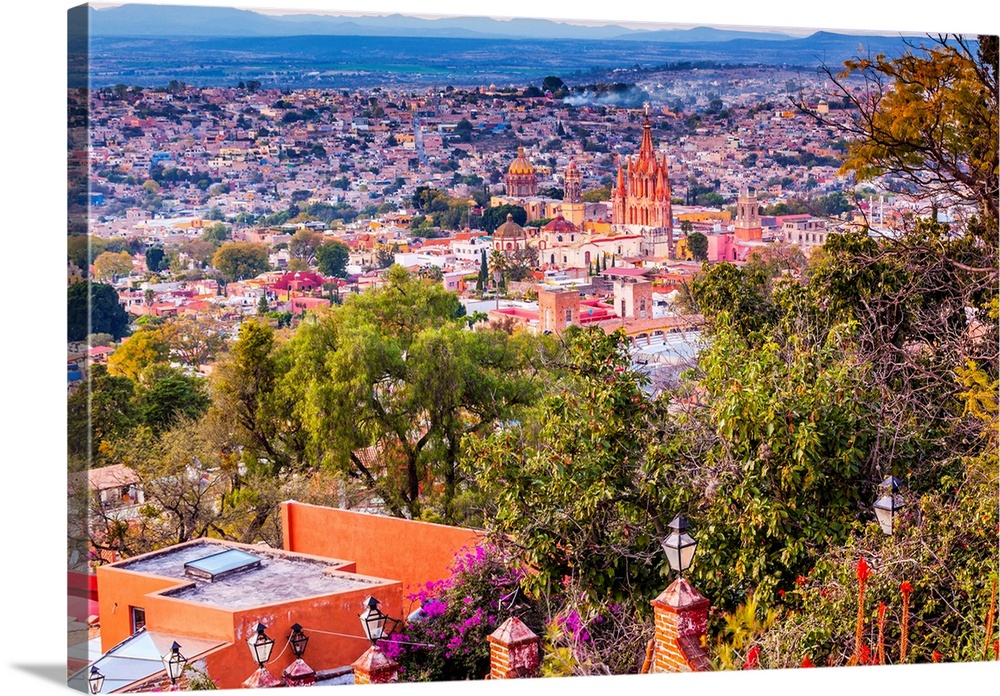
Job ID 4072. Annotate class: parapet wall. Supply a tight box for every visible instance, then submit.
[281,502,484,598]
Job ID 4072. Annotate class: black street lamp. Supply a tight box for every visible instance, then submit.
[359,596,399,646]
[246,622,275,668]
[289,623,309,659]
[161,642,187,686]
[88,666,105,695]
[661,514,698,578]
[874,475,906,535]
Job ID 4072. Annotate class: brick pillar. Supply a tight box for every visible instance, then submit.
[282,658,316,687]
[352,645,399,685]
[650,577,712,673]
[487,616,540,679]
[243,666,283,688]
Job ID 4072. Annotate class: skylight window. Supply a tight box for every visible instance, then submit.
[184,548,261,581]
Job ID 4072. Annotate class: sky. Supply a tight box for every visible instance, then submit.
[1,2,998,696]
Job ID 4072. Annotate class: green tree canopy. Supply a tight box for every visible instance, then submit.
[480,205,527,233]
[68,281,129,341]
[212,242,270,281]
[316,240,351,278]
[284,265,549,522]
[145,246,167,273]
[687,231,708,261]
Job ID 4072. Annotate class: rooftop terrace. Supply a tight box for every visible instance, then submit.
[117,539,384,610]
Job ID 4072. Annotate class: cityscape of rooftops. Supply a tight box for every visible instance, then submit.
[65,3,998,693]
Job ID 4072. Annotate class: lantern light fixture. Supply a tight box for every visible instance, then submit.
[88,666,105,695]
[161,642,187,685]
[289,623,309,659]
[874,475,906,535]
[661,514,698,577]
[246,622,275,667]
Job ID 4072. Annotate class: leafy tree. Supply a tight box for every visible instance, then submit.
[178,238,217,268]
[504,247,538,282]
[107,328,170,382]
[208,320,303,477]
[542,76,566,93]
[690,262,778,339]
[201,223,231,245]
[674,312,875,609]
[687,231,708,261]
[145,246,166,273]
[374,246,397,269]
[67,364,137,460]
[286,266,547,522]
[743,244,808,279]
[135,366,211,434]
[582,186,611,202]
[93,250,134,281]
[68,281,129,341]
[468,326,670,602]
[316,240,351,278]
[212,242,270,281]
[67,235,107,273]
[480,205,527,233]
[288,229,322,265]
[158,315,227,367]
[827,34,998,225]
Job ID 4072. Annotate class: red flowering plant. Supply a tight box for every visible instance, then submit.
[382,543,543,682]
[753,470,998,669]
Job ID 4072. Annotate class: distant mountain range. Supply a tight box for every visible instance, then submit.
[86,4,837,42]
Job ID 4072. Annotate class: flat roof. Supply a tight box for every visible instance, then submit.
[602,267,650,277]
[116,540,385,610]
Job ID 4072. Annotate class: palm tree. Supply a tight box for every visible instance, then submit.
[488,250,507,309]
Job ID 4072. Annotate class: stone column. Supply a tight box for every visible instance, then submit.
[487,616,540,679]
[650,577,712,673]
[351,645,399,685]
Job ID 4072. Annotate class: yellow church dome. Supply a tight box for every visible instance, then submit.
[507,146,535,176]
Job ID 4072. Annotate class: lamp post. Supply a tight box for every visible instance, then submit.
[661,514,698,578]
[289,623,309,659]
[161,642,187,688]
[88,666,105,695]
[246,622,275,668]
[874,476,905,535]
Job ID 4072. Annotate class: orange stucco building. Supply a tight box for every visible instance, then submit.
[82,504,484,692]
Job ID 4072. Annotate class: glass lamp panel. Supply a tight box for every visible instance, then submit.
[290,627,308,658]
[360,608,386,641]
[678,533,697,571]
[662,532,682,571]
[248,631,274,664]
[874,496,894,534]
[162,646,187,682]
